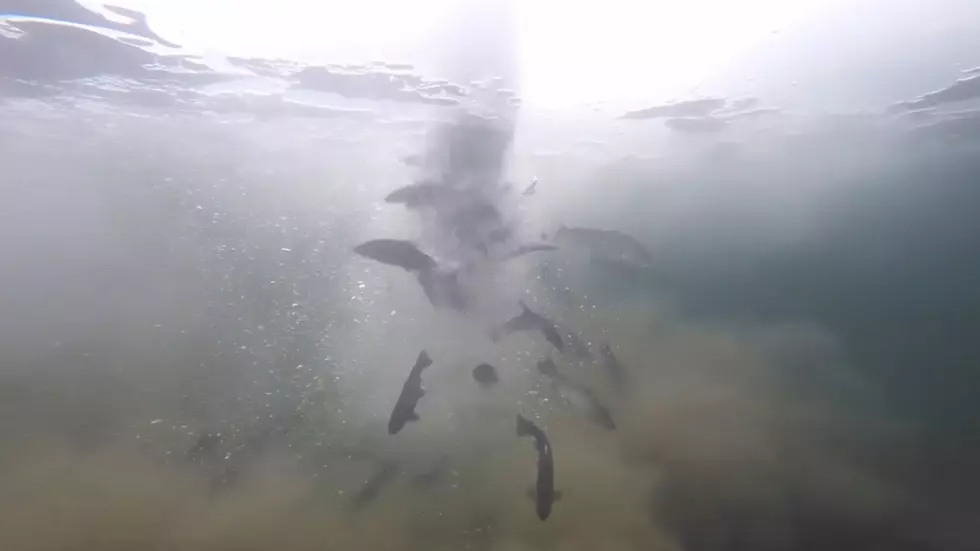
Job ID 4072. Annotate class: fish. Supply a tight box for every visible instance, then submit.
[384,181,474,210]
[350,460,400,508]
[472,363,499,386]
[522,178,538,196]
[353,239,467,311]
[552,224,653,267]
[599,343,630,396]
[537,358,616,430]
[497,243,558,262]
[353,239,437,273]
[491,301,564,351]
[388,350,433,435]
[383,181,442,207]
[516,414,561,520]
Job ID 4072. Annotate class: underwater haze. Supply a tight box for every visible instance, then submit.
[2,1,980,550]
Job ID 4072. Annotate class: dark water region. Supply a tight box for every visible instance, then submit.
[2,1,980,550]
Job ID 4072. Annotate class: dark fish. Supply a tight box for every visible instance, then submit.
[491,301,564,351]
[522,178,538,196]
[383,181,440,207]
[472,363,499,386]
[498,243,558,262]
[350,461,400,508]
[537,358,616,430]
[388,351,433,435]
[353,239,436,272]
[539,323,565,352]
[353,239,466,311]
[385,181,470,209]
[552,225,653,267]
[599,343,630,396]
[517,414,561,520]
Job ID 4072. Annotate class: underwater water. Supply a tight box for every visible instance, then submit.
[1,1,980,550]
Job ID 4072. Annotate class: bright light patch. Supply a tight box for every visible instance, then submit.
[76,0,840,106]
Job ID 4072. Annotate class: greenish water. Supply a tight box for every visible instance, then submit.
[1,102,977,551]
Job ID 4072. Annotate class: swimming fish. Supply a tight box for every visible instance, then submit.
[497,243,558,262]
[552,224,653,267]
[522,178,538,196]
[491,301,564,351]
[353,239,467,311]
[599,342,630,396]
[388,350,433,435]
[350,460,400,508]
[537,358,616,430]
[517,414,561,520]
[353,239,436,272]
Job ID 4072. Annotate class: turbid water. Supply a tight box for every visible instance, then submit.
[2,2,980,550]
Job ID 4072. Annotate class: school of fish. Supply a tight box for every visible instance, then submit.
[351,137,653,520]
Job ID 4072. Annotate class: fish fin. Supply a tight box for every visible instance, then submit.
[553,490,563,501]
[409,411,420,421]
[526,488,537,501]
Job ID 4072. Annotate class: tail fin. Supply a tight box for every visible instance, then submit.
[516,414,536,437]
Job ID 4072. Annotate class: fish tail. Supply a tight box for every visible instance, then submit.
[516,414,536,437]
